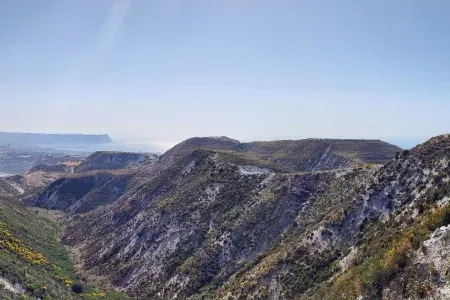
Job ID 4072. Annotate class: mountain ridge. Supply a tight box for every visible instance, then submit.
[20,134,450,300]
[48,136,406,299]
[160,136,402,173]
[25,137,400,216]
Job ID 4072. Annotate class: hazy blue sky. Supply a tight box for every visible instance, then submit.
[0,1,449,150]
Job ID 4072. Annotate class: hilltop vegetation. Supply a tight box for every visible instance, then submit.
[161,136,402,172]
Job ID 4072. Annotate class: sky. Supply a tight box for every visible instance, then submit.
[0,0,449,150]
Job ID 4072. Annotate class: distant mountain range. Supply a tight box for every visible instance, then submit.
[0,132,112,147]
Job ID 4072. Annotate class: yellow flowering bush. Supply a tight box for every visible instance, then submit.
[0,220,50,265]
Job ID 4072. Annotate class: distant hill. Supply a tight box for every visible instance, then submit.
[24,151,159,214]
[24,172,135,214]
[161,136,402,172]
[75,151,158,173]
[0,132,112,146]
[0,148,84,175]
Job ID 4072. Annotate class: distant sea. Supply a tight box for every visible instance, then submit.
[385,138,429,150]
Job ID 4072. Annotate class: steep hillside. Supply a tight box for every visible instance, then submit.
[211,134,450,300]
[25,172,135,214]
[75,152,158,173]
[0,160,82,201]
[22,151,158,214]
[55,134,448,300]
[0,178,20,198]
[14,162,79,194]
[62,149,336,299]
[0,195,127,299]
